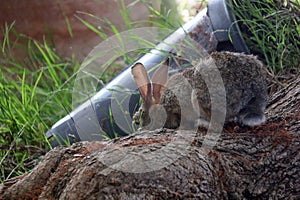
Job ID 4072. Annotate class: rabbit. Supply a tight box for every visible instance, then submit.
[131,51,268,131]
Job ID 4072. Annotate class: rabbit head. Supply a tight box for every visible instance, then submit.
[132,60,200,130]
[131,62,169,130]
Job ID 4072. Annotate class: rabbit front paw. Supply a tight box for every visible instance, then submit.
[132,108,143,125]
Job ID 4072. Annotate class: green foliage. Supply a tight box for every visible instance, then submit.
[0,0,182,183]
[0,26,80,182]
[231,0,300,73]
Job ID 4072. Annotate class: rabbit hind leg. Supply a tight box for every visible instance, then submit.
[240,112,266,127]
[238,97,267,127]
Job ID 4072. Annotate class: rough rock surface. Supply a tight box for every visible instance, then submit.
[1,77,299,200]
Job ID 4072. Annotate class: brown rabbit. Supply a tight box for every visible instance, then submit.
[132,51,268,130]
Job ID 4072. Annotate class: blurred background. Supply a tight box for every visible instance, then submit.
[0,0,203,60]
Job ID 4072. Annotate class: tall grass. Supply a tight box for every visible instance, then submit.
[0,25,80,182]
[231,0,300,73]
[0,0,182,183]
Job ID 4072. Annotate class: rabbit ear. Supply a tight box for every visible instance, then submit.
[132,63,153,109]
[152,59,169,104]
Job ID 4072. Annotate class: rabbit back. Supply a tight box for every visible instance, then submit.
[191,51,267,126]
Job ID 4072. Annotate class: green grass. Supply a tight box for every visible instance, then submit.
[231,0,300,73]
[0,0,182,183]
[1,0,298,184]
[0,26,81,182]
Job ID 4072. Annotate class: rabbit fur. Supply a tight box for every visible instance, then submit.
[132,51,268,130]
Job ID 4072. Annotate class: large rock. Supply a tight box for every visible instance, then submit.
[0,76,299,199]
